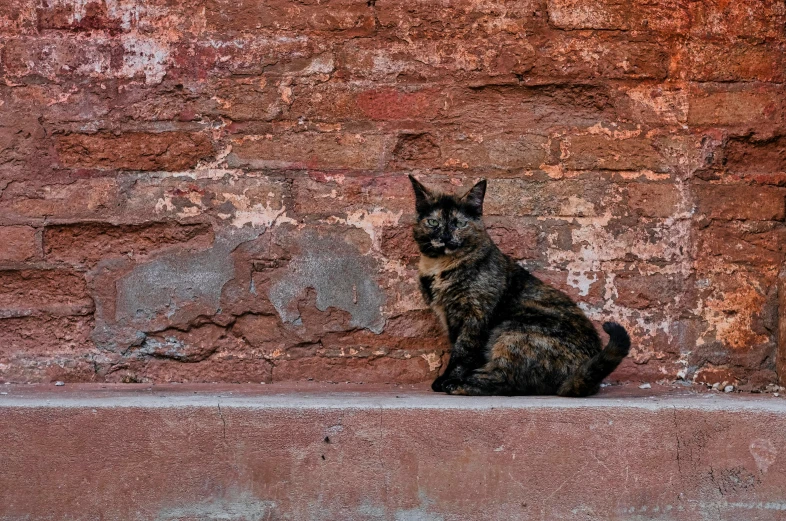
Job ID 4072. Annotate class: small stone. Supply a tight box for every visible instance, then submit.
[724,385,734,393]
[55,381,65,386]
[774,393,780,397]
[639,383,652,389]
[0,392,7,395]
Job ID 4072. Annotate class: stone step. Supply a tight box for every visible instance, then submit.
[1,383,785,521]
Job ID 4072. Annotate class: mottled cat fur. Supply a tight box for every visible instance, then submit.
[410,175,630,396]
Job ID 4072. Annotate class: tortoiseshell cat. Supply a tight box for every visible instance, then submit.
[410,176,630,396]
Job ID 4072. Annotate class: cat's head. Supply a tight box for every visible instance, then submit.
[409,175,488,258]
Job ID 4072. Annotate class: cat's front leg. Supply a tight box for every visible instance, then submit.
[432,336,486,392]
[431,357,467,392]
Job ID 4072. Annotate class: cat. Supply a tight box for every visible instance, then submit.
[409,175,630,396]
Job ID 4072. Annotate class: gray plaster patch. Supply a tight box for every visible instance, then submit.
[269,232,386,333]
[115,227,260,323]
[152,491,276,521]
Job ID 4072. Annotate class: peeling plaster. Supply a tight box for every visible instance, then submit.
[269,232,386,333]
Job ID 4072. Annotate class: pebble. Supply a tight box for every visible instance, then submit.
[639,383,652,389]
[775,393,780,397]
[55,381,65,386]
[0,392,7,395]
[724,385,734,393]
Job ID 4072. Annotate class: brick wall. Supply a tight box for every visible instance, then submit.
[1,0,784,388]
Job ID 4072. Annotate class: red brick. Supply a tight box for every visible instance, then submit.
[205,0,374,35]
[288,84,440,122]
[0,315,95,358]
[271,355,438,384]
[689,0,786,40]
[228,133,387,171]
[355,88,439,121]
[725,136,786,175]
[56,132,215,171]
[486,222,539,260]
[106,357,273,384]
[44,222,214,265]
[563,135,669,172]
[376,0,543,35]
[0,270,93,318]
[121,174,290,225]
[683,41,786,83]
[696,221,785,269]
[546,0,690,32]
[170,37,321,79]
[208,79,289,121]
[626,183,682,218]
[687,86,783,128]
[36,0,122,32]
[1,36,115,81]
[779,268,786,386]
[0,178,119,223]
[338,38,536,82]
[0,226,38,262]
[694,184,786,221]
[0,0,37,34]
[438,86,617,133]
[532,34,670,80]
[485,178,614,217]
[614,272,685,310]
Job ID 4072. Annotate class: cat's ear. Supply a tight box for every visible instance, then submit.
[409,175,433,214]
[461,179,486,215]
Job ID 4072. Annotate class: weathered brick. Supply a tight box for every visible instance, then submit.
[293,173,421,217]
[563,135,669,172]
[44,222,214,265]
[228,133,387,171]
[0,226,38,262]
[1,35,115,81]
[271,354,438,384]
[36,0,123,32]
[0,0,37,34]
[290,84,440,122]
[439,85,618,133]
[724,136,786,175]
[614,272,685,310]
[626,183,683,218]
[121,174,291,226]
[547,0,690,33]
[485,178,615,217]
[0,315,95,358]
[683,41,786,83]
[209,79,290,121]
[170,37,322,79]
[376,0,543,38]
[338,37,537,82]
[532,34,670,80]
[696,221,785,269]
[56,132,215,171]
[687,86,783,128]
[205,0,374,35]
[689,0,786,40]
[694,184,786,221]
[0,178,120,223]
[0,270,93,318]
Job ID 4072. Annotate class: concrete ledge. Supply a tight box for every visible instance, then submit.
[2,384,786,521]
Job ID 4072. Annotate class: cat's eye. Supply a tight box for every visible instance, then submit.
[456,219,469,228]
[425,218,439,227]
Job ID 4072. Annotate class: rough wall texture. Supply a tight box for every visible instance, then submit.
[0,0,785,388]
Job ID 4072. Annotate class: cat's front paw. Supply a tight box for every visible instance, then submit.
[431,375,448,392]
[441,378,464,394]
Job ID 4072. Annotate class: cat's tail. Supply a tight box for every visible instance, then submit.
[557,322,631,397]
